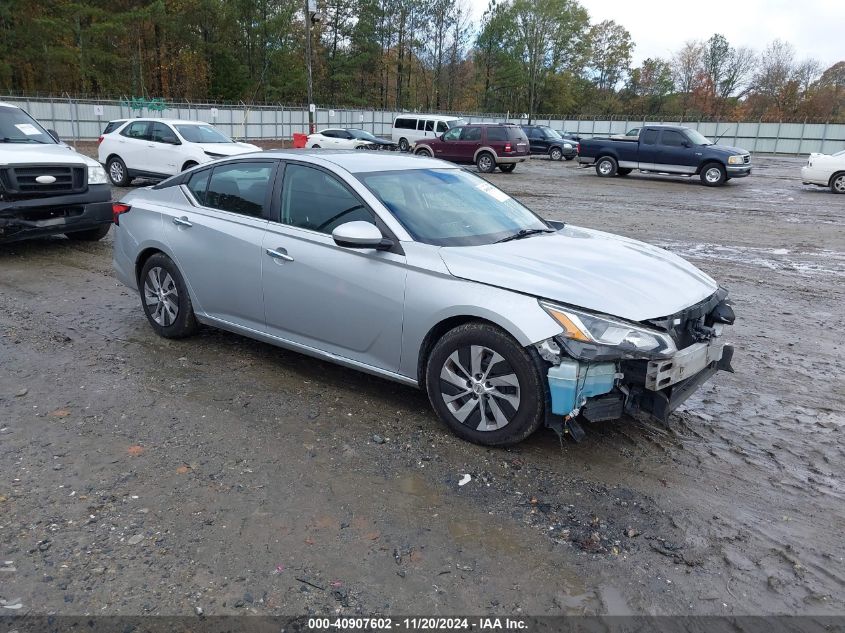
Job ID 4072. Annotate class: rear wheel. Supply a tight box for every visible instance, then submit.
[499,163,516,173]
[617,168,632,176]
[107,156,129,186]
[701,162,727,187]
[425,322,546,446]
[398,138,409,152]
[476,152,496,173]
[831,173,845,194]
[66,225,110,241]
[549,147,563,161]
[595,156,618,177]
[139,253,198,339]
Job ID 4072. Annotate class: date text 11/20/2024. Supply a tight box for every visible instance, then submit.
[306,617,528,630]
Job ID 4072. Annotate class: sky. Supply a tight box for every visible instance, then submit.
[465,0,845,69]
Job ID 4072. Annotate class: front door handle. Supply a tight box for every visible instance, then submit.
[172,216,192,227]
[266,248,294,262]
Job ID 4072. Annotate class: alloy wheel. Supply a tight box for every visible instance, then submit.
[478,155,494,172]
[143,267,179,327]
[109,161,124,183]
[598,160,613,175]
[834,175,845,193]
[550,148,562,160]
[705,167,723,183]
[439,345,521,431]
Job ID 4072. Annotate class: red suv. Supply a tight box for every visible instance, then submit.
[413,123,530,173]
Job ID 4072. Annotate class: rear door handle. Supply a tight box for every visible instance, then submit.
[172,216,192,227]
[266,248,294,262]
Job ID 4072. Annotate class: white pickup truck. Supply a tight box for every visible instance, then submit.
[1,102,112,243]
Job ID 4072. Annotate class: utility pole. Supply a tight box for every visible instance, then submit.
[304,0,318,134]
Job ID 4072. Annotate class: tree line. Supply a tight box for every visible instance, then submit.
[0,0,842,121]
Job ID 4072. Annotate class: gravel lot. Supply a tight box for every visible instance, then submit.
[1,152,843,617]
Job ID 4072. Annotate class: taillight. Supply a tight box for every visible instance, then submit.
[504,143,512,153]
[576,142,580,154]
[97,135,104,146]
[112,203,131,225]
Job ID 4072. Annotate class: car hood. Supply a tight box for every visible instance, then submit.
[0,143,99,167]
[439,225,718,322]
[708,144,749,156]
[196,142,260,155]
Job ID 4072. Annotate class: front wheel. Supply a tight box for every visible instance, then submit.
[701,163,727,187]
[415,147,433,157]
[139,253,198,339]
[499,163,516,173]
[476,152,496,173]
[595,156,617,177]
[549,147,563,161]
[66,225,110,241]
[831,173,845,194]
[425,322,546,446]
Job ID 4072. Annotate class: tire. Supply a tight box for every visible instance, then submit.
[106,156,130,186]
[549,147,563,161]
[65,225,110,241]
[831,173,845,194]
[700,162,727,187]
[414,146,433,157]
[564,155,574,161]
[476,152,496,173]
[499,163,516,173]
[595,156,617,177]
[139,253,198,339]
[617,168,632,176]
[425,322,547,446]
[398,138,409,152]
[182,161,198,172]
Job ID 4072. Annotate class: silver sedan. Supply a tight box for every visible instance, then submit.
[113,150,735,445]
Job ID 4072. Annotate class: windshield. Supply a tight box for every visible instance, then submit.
[833,150,845,157]
[446,118,467,129]
[348,129,379,141]
[358,168,550,246]
[0,106,56,144]
[543,128,562,139]
[174,124,232,143]
[685,129,712,145]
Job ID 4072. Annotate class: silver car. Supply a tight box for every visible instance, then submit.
[113,150,735,445]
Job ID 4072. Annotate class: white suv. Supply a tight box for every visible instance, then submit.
[97,119,260,186]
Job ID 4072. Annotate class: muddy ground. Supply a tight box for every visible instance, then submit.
[1,152,843,618]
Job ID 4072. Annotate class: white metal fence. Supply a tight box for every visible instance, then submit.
[3,95,844,155]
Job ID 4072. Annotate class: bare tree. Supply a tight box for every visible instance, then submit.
[672,40,704,114]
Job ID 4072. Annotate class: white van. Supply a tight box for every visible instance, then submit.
[391,114,466,151]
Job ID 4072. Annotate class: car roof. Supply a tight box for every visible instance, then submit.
[0,102,22,109]
[393,114,463,122]
[257,149,456,173]
[118,118,210,125]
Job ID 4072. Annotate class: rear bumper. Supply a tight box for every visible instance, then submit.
[0,185,112,243]
[496,155,529,164]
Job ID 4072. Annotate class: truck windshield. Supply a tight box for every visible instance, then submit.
[686,129,713,145]
[0,106,56,144]
[358,168,550,247]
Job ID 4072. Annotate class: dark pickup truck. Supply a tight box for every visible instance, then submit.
[1,102,112,243]
[578,124,751,187]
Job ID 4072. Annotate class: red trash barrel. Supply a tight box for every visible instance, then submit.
[292,132,307,149]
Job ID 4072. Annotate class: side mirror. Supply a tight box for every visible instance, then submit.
[47,129,60,142]
[332,221,392,250]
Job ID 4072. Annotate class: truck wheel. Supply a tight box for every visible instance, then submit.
[139,253,198,339]
[701,163,727,186]
[476,152,496,173]
[414,146,433,157]
[831,173,845,194]
[425,322,546,446]
[66,225,110,241]
[617,168,632,176]
[499,163,516,173]
[398,138,409,152]
[595,156,617,177]
[107,157,130,186]
[549,147,563,161]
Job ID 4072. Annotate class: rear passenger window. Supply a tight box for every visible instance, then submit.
[417,120,427,131]
[281,164,374,234]
[121,121,149,140]
[461,127,481,141]
[486,127,507,141]
[204,162,273,217]
[187,169,210,205]
[641,129,659,145]
[661,130,686,147]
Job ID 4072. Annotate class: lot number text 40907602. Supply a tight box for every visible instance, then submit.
[307,617,528,630]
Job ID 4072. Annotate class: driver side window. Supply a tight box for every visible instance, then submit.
[280,164,374,234]
[443,127,462,141]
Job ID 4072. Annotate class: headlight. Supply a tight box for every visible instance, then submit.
[563,143,572,149]
[727,155,744,165]
[540,301,677,360]
[88,164,109,185]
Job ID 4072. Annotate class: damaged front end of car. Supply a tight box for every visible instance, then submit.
[534,289,735,440]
